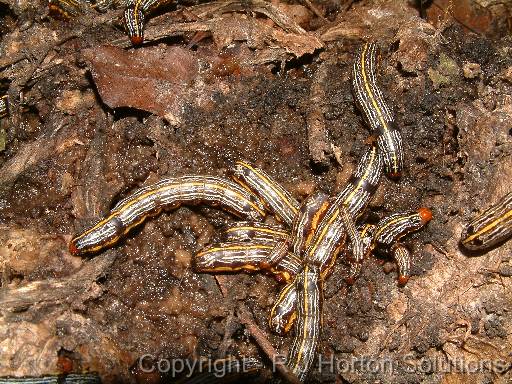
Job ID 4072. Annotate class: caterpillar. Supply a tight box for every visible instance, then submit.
[70,176,266,255]
[352,42,404,179]
[460,191,512,251]
[194,242,302,283]
[286,265,323,382]
[232,160,300,226]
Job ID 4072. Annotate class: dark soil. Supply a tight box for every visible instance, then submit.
[0,1,511,383]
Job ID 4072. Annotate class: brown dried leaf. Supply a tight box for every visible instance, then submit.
[83,45,199,120]
[209,14,323,60]
[191,0,308,35]
[142,14,323,64]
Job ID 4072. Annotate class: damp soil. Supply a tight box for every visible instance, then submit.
[0,1,511,383]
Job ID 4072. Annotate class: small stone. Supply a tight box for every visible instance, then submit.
[499,264,512,277]
[501,66,512,84]
[463,62,481,79]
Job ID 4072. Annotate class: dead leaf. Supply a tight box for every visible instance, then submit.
[83,45,199,120]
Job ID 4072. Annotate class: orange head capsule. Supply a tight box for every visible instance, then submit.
[124,7,145,46]
[397,275,409,286]
[418,207,433,224]
[130,35,144,45]
[69,240,79,256]
[387,172,402,180]
[259,261,271,270]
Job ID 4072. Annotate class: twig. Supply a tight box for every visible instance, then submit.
[300,0,326,21]
[0,54,28,71]
[214,275,230,297]
[307,62,332,165]
[218,310,236,357]
[0,252,116,313]
[0,114,68,185]
[237,305,301,384]
[111,19,216,47]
